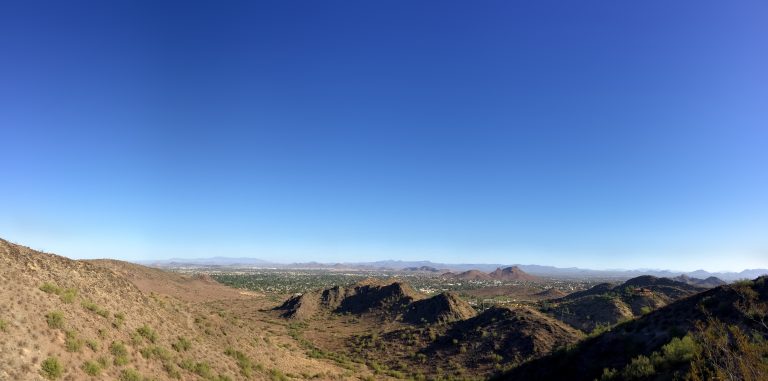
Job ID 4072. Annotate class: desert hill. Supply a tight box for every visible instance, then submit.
[498,276,768,381]
[672,274,727,288]
[276,279,477,325]
[0,238,375,380]
[489,266,540,281]
[546,275,702,332]
[442,266,540,282]
[426,306,583,366]
[403,292,477,324]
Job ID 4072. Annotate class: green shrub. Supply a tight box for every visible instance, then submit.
[40,357,63,380]
[65,330,84,352]
[96,356,110,369]
[81,360,101,376]
[40,282,62,295]
[110,341,129,365]
[119,369,142,381]
[60,288,77,304]
[193,362,213,378]
[81,300,109,318]
[659,335,697,363]
[623,355,655,379]
[640,306,653,315]
[0,318,7,332]
[136,324,157,343]
[224,348,253,377]
[86,339,99,351]
[114,312,125,328]
[172,336,191,352]
[269,368,289,381]
[46,311,64,329]
[140,345,172,361]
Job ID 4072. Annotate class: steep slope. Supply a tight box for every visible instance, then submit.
[0,238,367,380]
[497,277,768,381]
[403,292,477,324]
[87,259,260,302]
[276,279,425,320]
[546,276,702,332]
[428,306,583,366]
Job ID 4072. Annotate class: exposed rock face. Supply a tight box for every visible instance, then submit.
[403,292,476,324]
[276,279,425,319]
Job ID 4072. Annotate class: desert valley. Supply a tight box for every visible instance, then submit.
[2,238,766,381]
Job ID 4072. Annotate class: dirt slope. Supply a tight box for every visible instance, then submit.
[0,238,372,380]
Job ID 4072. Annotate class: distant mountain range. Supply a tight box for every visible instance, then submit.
[138,258,767,281]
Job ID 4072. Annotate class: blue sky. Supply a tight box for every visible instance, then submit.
[1,1,766,271]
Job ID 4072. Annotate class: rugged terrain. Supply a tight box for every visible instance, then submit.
[543,276,703,332]
[0,239,380,380]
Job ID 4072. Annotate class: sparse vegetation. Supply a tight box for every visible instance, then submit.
[40,357,63,380]
[0,318,7,332]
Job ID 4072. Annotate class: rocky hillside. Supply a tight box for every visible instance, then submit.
[276,280,477,326]
[0,238,372,380]
[426,306,583,367]
[545,275,702,332]
[497,277,768,381]
[403,292,476,324]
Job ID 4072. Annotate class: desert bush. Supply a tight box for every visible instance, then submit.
[225,348,254,377]
[40,357,62,380]
[140,345,172,361]
[172,336,191,352]
[110,341,129,365]
[46,311,64,329]
[195,362,213,378]
[119,369,142,381]
[0,318,7,332]
[81,360,101,376]
[136,324,157,343]
[86,339,99,351]
[81,300,109,318]
[622,355,655,379]
[113,312,125,328]
[59,288,77,303]
[65,330,84,352]
[40,283,61,294]
[96,356,110,369]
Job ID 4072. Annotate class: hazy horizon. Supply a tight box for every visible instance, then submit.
[2,1,767,272]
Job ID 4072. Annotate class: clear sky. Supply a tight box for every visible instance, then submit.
[1,1,766,271]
